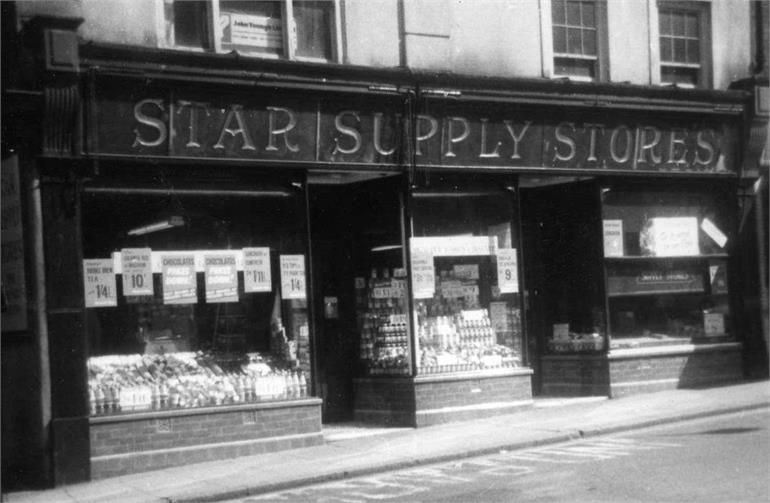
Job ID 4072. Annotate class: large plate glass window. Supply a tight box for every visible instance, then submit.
[82,169,311,416]
[601,183,733,349]
[409,175,524,375]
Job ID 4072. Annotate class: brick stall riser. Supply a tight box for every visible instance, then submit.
[608,343,744,398]
[354,369,533,427]
[90,399,322,479]
[540,354,610,397]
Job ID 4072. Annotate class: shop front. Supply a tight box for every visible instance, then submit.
[9,39,748,483]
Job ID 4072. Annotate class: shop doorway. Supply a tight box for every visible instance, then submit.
[308,172,404,423]
[519,177,603,396]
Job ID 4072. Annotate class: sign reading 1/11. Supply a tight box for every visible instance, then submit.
[243,247,272,293]
[83,258,118,307]
[280,255,306,300]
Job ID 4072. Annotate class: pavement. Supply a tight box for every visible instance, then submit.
[3,379,769,503]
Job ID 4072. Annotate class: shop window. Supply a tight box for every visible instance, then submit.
[409,176,524,375]
[163,0,339,62]
[551,0,608,81]
[658,1,711,88]
[82,172,311,415]
[601,185,733,349]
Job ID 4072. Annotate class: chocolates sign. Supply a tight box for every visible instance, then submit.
[90,81,737,174]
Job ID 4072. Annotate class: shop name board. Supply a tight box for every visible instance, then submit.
[92,90,736,174]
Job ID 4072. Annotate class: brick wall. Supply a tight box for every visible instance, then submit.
[354,369,533,427]
[540,355,610,396]
[609,343,744,398]
[90,399,322,479]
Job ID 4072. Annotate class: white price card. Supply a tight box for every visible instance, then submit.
[161,254,197,304]
[602,220,624,257]
[243,247,272,293]
[703,312,725,337]
[204,253,239,303]
[497,248,519,294]
[701,218,728,248]
[121,248,154,296]
[651,217,699,256]
[280,255,307,300]
[411,252,436,299]
[83,258,118,308]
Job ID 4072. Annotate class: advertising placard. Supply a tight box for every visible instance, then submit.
[703,312,725,337]
[649,217,699,256]
[121,248,154,296]
[701,218,728,248]
[83,259,118,307]
[243,247,272,293]
[410,252,435,299]
[496,248,519,293]
[204,253,239,303]
[602,220,624,257]
[410,236,496,257]
[161,254,197,304]
[280,255,307,300]
[220,12,282,51]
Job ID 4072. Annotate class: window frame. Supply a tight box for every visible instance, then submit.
[657,0,712,89]
[159,0,342,63]
[548,0,609,83]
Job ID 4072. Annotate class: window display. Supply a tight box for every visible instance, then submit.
[82,171,311,415]
[410,176,524,374]
[602,185,733,348]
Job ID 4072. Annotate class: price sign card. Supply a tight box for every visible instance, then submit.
[161,254,197,304]
[121,248,154,296]
[243,247,272,293]
[704,312,725,337]
[411,252,435,299]
[83,259,117,307]
[205,254,239,303]
[497,248,519,293]
[280,255,307,300]
[650,217,699,256]
[602,220,624,257]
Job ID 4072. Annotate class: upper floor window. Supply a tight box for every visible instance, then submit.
[163,0,339,62]
[658,1,711,88]
[551,0,607,81]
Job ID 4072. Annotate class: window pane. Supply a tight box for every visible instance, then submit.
[581,2,595,27]
[567,27,582,54]
[554,56,596,79]
[552,0,566,24]
[219,0,282,56]
[687,39,700,64]
[566,1,581,25]
[583,29,596,56]
[661,65,699,86]
[659,11,671,35]
[553,26,567,53]
[294,0,334,60]
[685,12,698,37]
[673,37,686,62]
[173,0,208,48]
[660,38,672,62]
[671,11,685,35]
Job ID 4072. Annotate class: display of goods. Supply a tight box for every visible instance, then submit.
[88,351,308,415]
[419,342,521,373]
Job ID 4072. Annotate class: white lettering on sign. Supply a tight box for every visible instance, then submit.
[649,217,699,257]
[204,253,238,303]
[280,255,306,300]
[497,248,519,294]
[162,253,196,304]
[83,258,117,308]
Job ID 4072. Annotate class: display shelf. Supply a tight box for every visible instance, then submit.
[604,254,728,261]
[607,289,708,298]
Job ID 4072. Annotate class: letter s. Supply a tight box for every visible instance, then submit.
[132,99,167,148]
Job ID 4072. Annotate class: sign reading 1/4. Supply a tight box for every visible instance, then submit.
[83,258,118,307]
[280,255,306,300]
[121,248,153,296]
